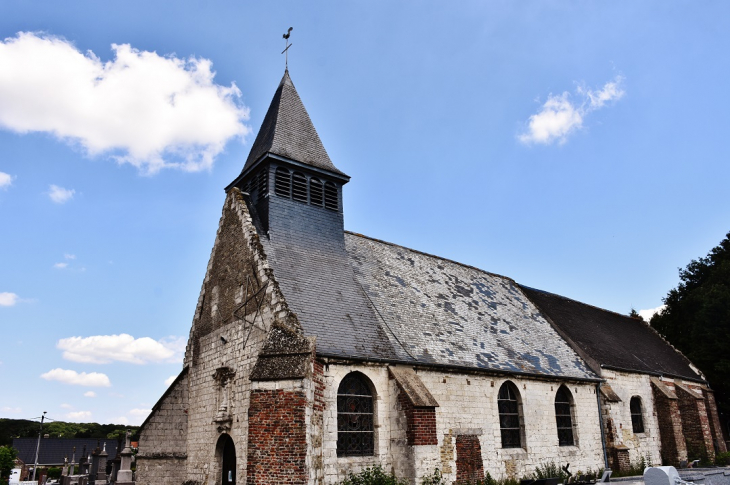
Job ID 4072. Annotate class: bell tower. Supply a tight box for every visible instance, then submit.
[226,70,350,244]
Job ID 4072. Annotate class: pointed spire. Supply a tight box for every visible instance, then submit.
[241,70,346,176]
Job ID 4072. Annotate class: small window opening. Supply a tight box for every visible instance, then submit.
[630,396,644,433]
[555,386,575,446]
[274,167,291,198]
[310,178,324,206]
[324,182,338,211]
[292,172,308,203]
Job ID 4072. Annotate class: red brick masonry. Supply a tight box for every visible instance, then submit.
[396,382,438,446]
[456,435,484,483]
[247,389,308,485]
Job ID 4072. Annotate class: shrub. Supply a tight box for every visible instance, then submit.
[534,462,569,482]
[339,466,408,485]
[421,468,446,485]
[715,451,730,466]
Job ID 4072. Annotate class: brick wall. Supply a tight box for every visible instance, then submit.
[395,381,437,446]
[702,389,728,454]
[676,384,715,461]
[651,381,686,466]
[455,435,484,484]
[247,388,308,484]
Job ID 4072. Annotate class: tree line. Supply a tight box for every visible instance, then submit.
[649,231,730,436]
[0,419,138,447]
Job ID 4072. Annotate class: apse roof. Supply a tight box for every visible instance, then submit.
[241,70,346,176]
[519,286,703,382]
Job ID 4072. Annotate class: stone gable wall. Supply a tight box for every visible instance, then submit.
[180,189,299,485]
[136,372,189,485]
[321,363,603,485]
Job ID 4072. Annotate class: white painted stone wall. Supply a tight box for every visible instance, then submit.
[322,363,605,485]
[601,370,662,467]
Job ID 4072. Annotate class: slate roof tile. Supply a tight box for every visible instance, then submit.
[520,285,703,382]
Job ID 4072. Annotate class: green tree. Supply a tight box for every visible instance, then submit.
[650,231,730,433]
[0,445,18,479]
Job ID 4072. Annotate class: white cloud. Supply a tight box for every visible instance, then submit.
[0,292,19,307]
[40,368,111,387]
[54,262,68,269]
[57,334,186,364]
[66,411,92,421]
[48,185,75,204]
[113,416,129,425]
[519,75,625,145]
[0,32,250,173]
[60,403,73,409]
[84,391,96,398]
[639,305,666,322]
[0,172,12,189]
[129,408,151,418]
[64,254,76,260]
[164,375,177,386]
[1,406,22,414]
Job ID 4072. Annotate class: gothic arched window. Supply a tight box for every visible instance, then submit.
[324,181,338,211]
[630,396,644,433]
[555,386,575,446]
[309,178,323,206]
[274,167,291,198]
[337,373,374,456]
[498,381,523,448]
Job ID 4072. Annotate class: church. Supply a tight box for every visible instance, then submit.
[136,70,726,485]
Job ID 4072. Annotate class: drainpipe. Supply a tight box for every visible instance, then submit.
[596,383,609,470]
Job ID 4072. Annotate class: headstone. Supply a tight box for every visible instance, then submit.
[95,443,108,485]
[116,432,134,485]
[645,466,681,485]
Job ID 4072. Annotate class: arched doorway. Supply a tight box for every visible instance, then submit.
[217,434,236,485]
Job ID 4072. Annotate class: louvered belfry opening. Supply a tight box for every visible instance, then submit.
[275,167,291,197]
[292,172,308,203]
[309,178,323,206]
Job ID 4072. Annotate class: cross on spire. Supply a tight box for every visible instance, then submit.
[282,27,293,70]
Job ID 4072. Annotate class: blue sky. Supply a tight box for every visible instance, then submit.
[1,1,729,426]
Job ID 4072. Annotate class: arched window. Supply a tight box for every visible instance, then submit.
[292,172,308,203]
[324,181,338,211]
[555,386,575,446]
[630,396,644,433]
[337,373,374,456]
[309,178,323,207]
[274,167,291,198]
[498,381,523,448]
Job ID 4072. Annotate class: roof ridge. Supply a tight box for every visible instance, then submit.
[344,231,516,284]
[519,285,641,322]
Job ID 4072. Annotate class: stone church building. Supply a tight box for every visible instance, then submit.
[137,71,726,485]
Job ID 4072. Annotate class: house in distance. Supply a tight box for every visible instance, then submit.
[136,70,726,485]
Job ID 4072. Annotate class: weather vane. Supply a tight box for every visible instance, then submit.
[282,27,293,70]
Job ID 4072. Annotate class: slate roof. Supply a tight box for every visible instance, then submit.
[259,211,406,363]
[339,233,598,380]
[241,70,346,176]
[12,438,119,466]
[519,286,703,382]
